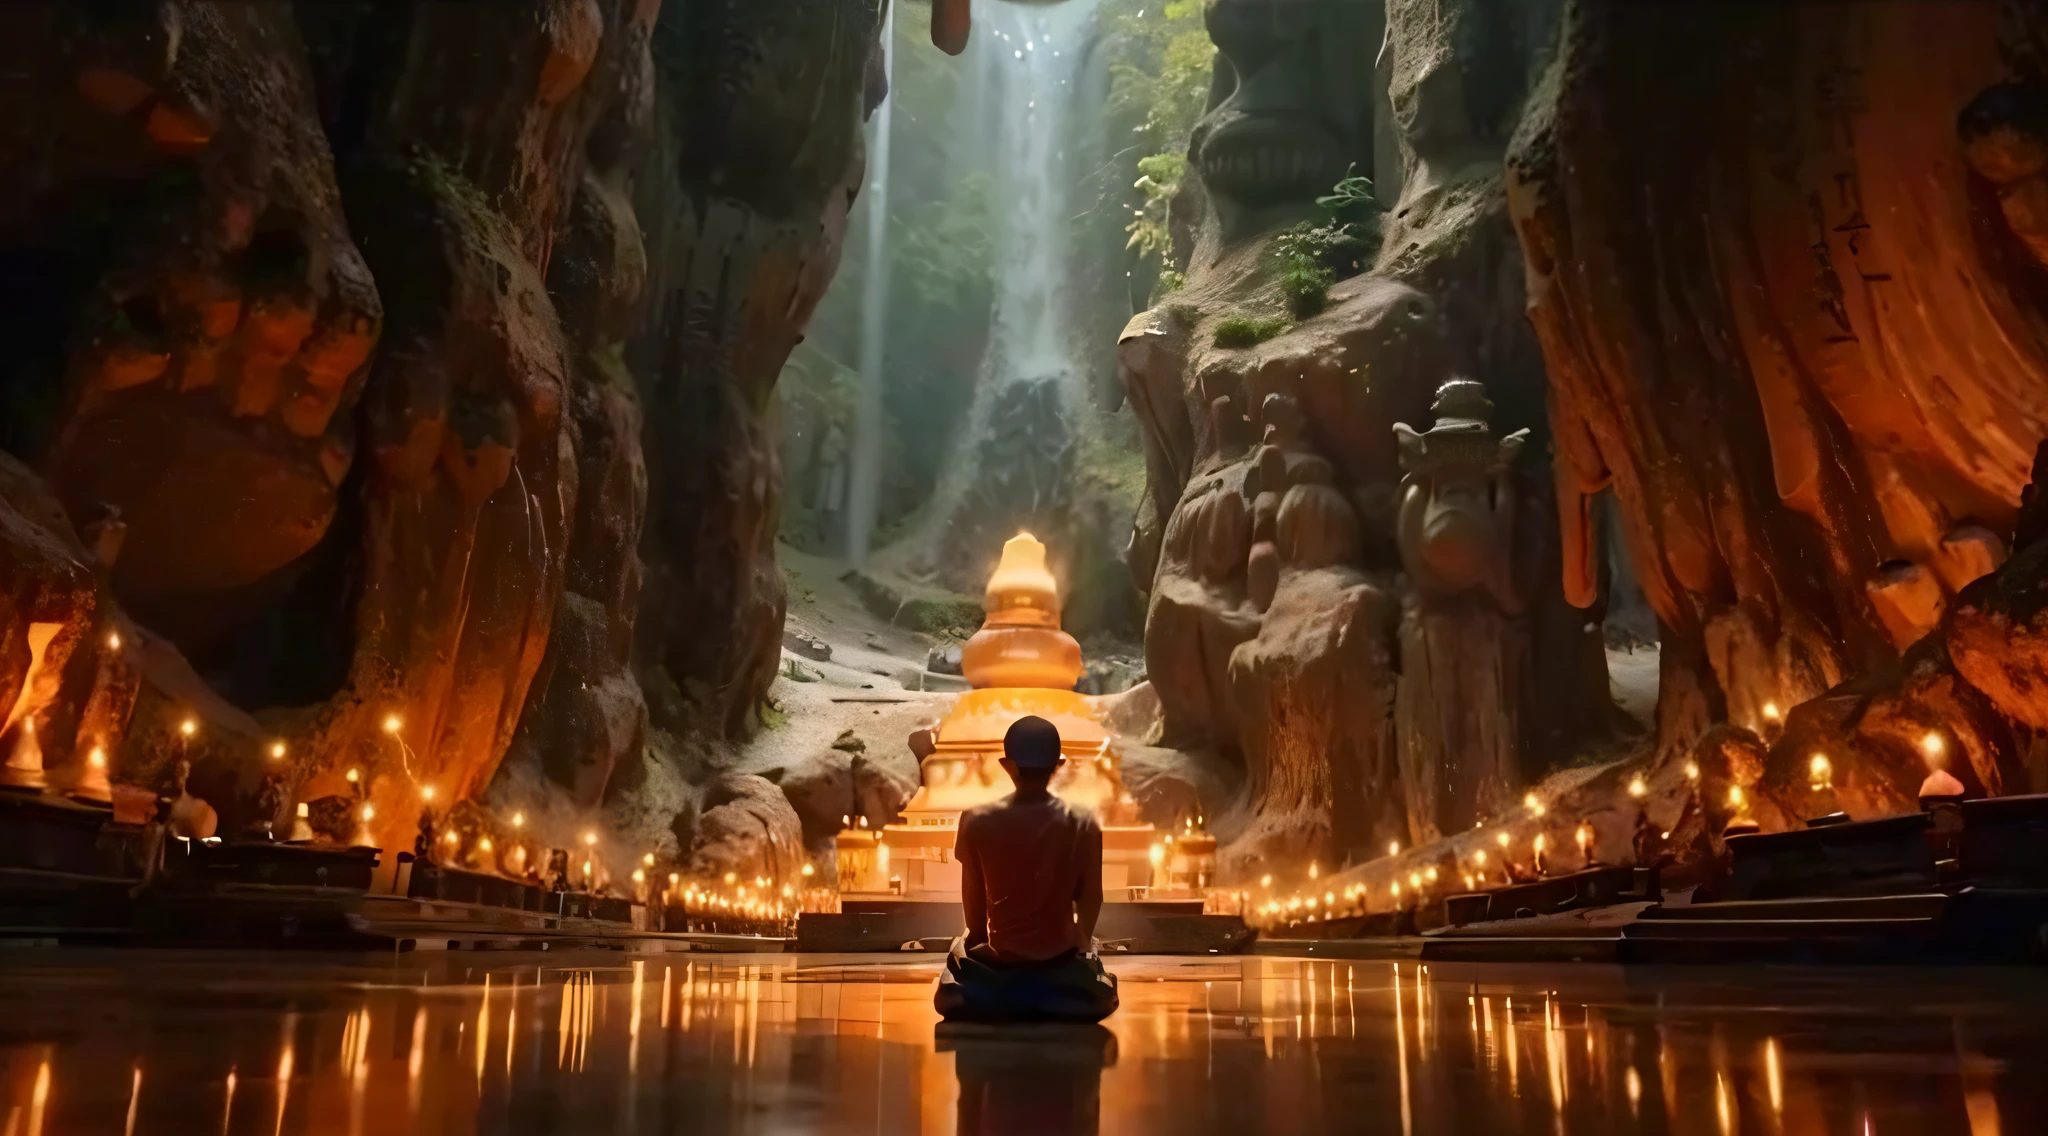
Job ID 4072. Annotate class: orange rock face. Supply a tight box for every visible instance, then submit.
[0,1,886,873]
[1508,1,2048,758]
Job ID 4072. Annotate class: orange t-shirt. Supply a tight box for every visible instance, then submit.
[954,794,1102,962]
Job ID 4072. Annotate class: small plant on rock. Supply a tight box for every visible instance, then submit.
[1272,165,1386,318]
[1213,313,1291,349]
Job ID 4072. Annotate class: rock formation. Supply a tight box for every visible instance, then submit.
[0,1,885,881]
[1120,0,1621,877]
[1508,0,2048,762]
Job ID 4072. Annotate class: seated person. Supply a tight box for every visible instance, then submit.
[934,715,1119,1023]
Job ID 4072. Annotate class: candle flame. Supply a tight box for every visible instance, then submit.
[1684,760,1701,781]
[1627,775,1648,799]
[179,718,196,737]
[1919,731,1945,761]
[1762,701,1782,722]
[88,746,106,769]
[382,714,401,734]
[269,741,286,760]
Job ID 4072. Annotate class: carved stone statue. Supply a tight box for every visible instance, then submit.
[1392,378,1532,844]
[1393,379,1529,613]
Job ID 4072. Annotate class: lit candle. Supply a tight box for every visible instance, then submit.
[1627,775,1648,799]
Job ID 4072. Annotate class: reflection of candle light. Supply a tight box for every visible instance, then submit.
[1809,753,1834,790]
[1765,1038,1784,1115]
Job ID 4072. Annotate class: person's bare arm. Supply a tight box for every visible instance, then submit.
[958,816,989,948]
[1074,820,1104,953]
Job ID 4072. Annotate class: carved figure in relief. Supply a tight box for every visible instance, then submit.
[1394,379,1529,612]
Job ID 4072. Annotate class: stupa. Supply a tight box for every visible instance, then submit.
[847,533,1157,900]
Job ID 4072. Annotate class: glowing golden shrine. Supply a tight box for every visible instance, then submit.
[840,533,1161,900]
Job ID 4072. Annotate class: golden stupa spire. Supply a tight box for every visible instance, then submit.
[960,533,1082,689]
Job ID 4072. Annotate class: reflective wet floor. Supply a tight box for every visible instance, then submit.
[0,949,2041,1134]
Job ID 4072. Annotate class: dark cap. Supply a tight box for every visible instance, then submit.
[1003,715,1063,770]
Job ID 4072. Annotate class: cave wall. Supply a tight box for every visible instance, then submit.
[1507,0,2048,809]
[0,0,886,873]
[1117,0,1623,878]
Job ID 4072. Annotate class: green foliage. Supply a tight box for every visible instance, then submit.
[896,172,995,311]
[1104,0,1214,289]
[1105,1,1214,150]
[1125,153,1186,261]
[1315,165,1382,225]
[1272,166,1389,317]
[1213,314,1292,349]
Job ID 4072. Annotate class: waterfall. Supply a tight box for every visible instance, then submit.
[982,0,1097,386]
[911,0,1103,581]
[844,0,897,568]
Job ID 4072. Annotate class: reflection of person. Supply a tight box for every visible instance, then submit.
[937,716,1118,1023]
[939,1022,1118,1136]
[958,716,1102,963]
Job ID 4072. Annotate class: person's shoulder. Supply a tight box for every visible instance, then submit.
[959,801,1003,827]
[1058,798,1103,832]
